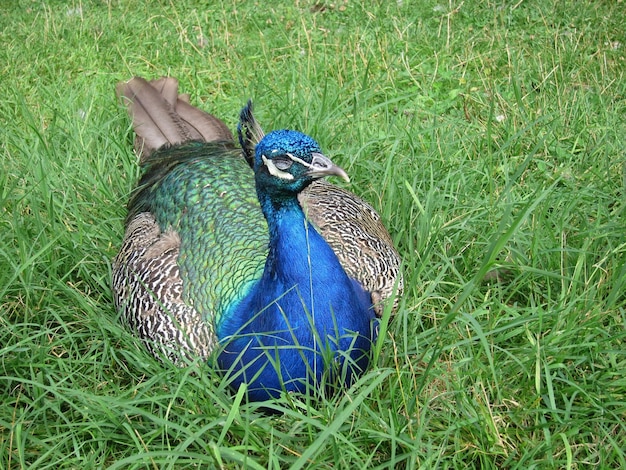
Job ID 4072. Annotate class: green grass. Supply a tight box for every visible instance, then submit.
[1,0,625,467]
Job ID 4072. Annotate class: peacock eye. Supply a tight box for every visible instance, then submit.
[273,157,293,170]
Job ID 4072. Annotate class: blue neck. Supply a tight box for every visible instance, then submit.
[217,192,375,401]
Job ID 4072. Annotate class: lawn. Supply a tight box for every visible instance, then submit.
[1,0,625,468]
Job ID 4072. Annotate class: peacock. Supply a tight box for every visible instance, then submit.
[112,77,403,401]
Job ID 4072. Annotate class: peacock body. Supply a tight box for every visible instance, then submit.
[113,77,402,401]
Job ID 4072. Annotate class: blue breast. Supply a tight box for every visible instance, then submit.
[217,205,376,401]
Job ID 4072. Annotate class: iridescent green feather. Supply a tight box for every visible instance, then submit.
[130,141,267,331]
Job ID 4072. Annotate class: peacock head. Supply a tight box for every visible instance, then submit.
[254,129,349,195]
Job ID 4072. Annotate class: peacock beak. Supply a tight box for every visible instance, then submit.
[307,153,350,183]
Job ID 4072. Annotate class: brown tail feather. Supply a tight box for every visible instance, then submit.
[145,77,179,107]
[143,78,233,144]
[117,77,233,162]
[174,98,234,143]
